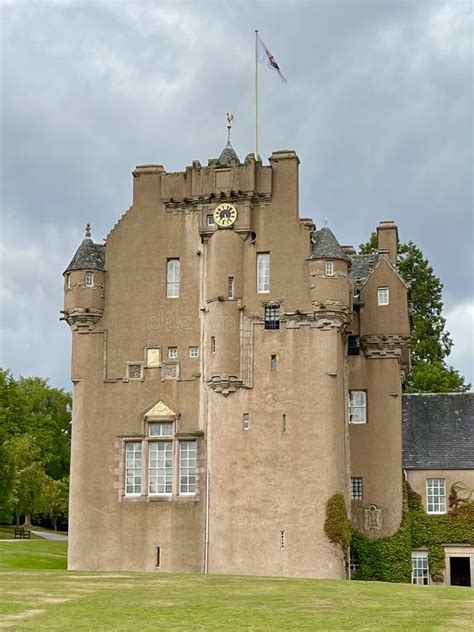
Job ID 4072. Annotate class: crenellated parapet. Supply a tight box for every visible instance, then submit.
[361,334,411,374]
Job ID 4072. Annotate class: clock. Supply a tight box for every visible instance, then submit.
[213,203,237,227]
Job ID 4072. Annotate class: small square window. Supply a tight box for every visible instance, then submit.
[207,214,215,226]
[85,271,94,288]
[128,363,143,380]
[325,261,334,276]
[378,287,389,306]
[348,335,360,356]
[168,347,178,359]
[243,413,250,431]
[351,477,363,500]
[189,346,199,358]
[264,305,280,330]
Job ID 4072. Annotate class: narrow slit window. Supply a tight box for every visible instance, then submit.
[282,414,287,432]
[280,530,285,550]
[271,354,277,371]
[228,276,234,299]
[85,271,94,287]
[156,547,161,567]
[348,335,360,356]
[211,337,216,353]
[257,253,270,293]
[66,274,71,289]
[243,413,250,431]
[167,259,180,298]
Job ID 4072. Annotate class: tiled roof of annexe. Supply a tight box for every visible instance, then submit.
[402,393,474,469]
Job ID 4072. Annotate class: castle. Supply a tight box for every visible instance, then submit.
[63,141,417,579]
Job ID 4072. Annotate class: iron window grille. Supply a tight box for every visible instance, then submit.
[264,305,280,330]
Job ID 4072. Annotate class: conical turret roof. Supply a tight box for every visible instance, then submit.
[217,141,240,166]
[310,226,350,262]
[65,225,105,273]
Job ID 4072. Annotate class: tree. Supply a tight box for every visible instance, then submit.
[359,235,469,392]
[39,477,69,531]
[6,434,48,527]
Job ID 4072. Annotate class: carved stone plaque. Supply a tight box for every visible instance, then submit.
[364,504,382,531]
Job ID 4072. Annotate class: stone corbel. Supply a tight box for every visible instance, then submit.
[207,374,243,396]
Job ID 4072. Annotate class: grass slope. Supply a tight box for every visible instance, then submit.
[0,541,472,631]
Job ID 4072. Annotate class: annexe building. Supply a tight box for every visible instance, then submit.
[62,143,413,579]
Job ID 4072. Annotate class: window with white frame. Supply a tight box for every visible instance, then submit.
[348,391,367,424]
[124,422,197,499]
[149,442,173,495]
[378,287,389,305]
[351,477,363,500]
[426,479,446,514]
[168,347,178,359]
[257,253,270,293]
[85,271,94,287]
[412,552,429,585]
[207,214,215,226]
[325,260,334,276]
[167,259,180,298]
[125,442,142,496]
[180,441,196,494]
[243,413,250,431]
[189,346,199,358]
[65,273,71,289]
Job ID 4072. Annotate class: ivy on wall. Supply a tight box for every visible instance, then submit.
[324,492,352,553]
[350,484,474,583]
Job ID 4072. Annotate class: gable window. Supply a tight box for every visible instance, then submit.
[412,552,429,585]
[228,276,234,299]
[167,259,180,298]
[257,253,270,293]
[189,346,199,358]
[351,477,363,500]
[348,335,360,356]
[125,442,142,496]
[168,347,178,359]
[426,479,446,514]
[85,271,94,288]
[325,261,334,276]
[348,390,367,424]
[264,304,280,330]
[179,441,197,495]
[148,423,173,437]
[378,287,389,306]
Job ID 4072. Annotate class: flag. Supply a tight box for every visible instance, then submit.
[257,34,287,83]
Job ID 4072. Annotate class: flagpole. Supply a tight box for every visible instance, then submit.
[254,29,259,161]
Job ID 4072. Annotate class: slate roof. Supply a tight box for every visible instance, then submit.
[65,238,105,273]
[402,393,474,469]
[217,141,240,166]
[350,254,379,293]
[310,227,350,261]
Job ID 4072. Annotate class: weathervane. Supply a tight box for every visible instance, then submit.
[324,217,329,227]
[226,113,234,142]
[85,223,91,238]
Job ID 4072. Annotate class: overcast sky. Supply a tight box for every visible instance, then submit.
[1,0,472,391]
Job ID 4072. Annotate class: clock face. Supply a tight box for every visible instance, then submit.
[213,203,237,227]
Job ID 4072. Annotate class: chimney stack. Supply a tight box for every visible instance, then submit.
[377,220,398,266]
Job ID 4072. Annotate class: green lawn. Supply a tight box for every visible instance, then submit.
[0,526,41,540]
[0,541,472,630]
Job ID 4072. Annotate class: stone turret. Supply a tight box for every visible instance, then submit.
[62,224,105,328]
[308,225,351,327]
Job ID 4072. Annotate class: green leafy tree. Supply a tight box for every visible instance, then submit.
[6,434,48,527]
[39,477,69,531]
[359,236,469,392]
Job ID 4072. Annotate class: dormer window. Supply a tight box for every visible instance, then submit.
[85,272,94,288]
[325,261,334,276]
[378,287,389,306]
